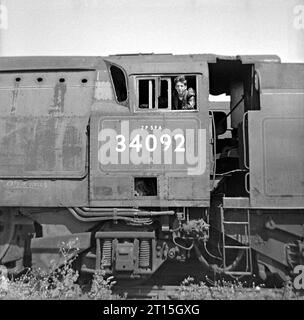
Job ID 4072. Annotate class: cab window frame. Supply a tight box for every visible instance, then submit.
[136,76,158,110]
[133,74,199,112]
[108,62,129,107]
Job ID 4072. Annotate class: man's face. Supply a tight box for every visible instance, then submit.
[175,81,187,95]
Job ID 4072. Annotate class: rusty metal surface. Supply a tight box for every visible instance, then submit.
[0,71,94,178]
[0,116,88,178]
[0,70,96,205]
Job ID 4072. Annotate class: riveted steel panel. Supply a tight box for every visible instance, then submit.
[0,70,96,206]
[0,71,95,178]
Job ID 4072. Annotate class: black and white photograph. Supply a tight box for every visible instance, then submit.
[0,0,303,307]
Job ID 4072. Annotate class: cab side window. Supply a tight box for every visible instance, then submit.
[136,75,197,111]
[158,78,172,109]
[110,65,128,103]
[138,78,156,109]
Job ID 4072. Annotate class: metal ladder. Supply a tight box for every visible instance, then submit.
[220,207,253,275]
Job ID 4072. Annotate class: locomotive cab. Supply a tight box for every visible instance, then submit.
[87,57,211,278]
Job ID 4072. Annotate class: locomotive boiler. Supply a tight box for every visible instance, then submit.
[0,54,303,285]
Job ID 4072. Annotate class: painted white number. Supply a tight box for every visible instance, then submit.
[174,134,185,152]
[115,133,186,153]
[160,134,172,151]
[129,134,142,153]
[115,134,126,152]
[145,134,157,152]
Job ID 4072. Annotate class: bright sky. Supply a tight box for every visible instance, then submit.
[0,0,303,62]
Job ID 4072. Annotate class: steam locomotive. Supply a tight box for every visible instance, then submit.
[0,53,303,285]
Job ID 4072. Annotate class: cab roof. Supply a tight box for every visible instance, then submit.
[0,54,281,72]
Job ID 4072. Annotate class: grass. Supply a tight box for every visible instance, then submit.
[2,270,302,300]
[177,276,304,300]
[0,240,121,300]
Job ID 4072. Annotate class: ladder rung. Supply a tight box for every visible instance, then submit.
[223,221,249,225]
[224,245,250,249]
[221,207,253,275]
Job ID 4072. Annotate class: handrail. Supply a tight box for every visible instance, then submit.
[209,111,217,189]
[245,172,250,194]
[242,111,249,170]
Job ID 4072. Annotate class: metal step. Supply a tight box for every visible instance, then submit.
[223,221,249,225]
[224,245,250,249]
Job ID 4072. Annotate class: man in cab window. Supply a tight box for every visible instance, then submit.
[172,75,196,110]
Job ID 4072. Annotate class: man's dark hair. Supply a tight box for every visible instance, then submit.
[174,75,187,86]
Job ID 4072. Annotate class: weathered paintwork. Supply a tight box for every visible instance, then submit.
[0,54,299,210]
[89,60,210,207]
[0,70,96,206]
[248,63,304,208]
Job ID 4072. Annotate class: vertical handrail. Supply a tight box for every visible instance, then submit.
[148,80,153,109]
[244,215,249,272]
[242,111,249,170]
[220,206,226,269]
[247,209,253,273]
[209,111,217,189]
[244,172,250,194]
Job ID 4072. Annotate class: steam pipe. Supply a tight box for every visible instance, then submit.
[73,207,175,217]
[68,207,152,224]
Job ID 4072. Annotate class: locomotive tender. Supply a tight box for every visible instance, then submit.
[0,54,303,284]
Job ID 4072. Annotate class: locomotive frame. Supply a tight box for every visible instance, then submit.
[0,53,303,285]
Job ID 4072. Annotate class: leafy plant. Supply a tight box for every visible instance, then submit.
[0,239,120,300]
